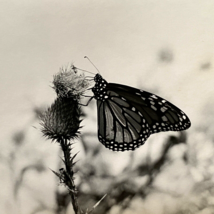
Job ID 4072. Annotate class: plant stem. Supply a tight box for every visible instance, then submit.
[59,137,81,214]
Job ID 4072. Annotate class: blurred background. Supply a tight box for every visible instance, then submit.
[1,1,214,214]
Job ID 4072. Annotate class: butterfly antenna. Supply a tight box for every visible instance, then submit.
[84,56,100,73]
[72,65,95,75]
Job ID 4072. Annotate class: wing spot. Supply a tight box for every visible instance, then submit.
[132,107,136,111]
[151,95,158,99]
[161,107,167,112]
[151,105,157,111]
[183,115,186,119]
[162,116,168,121]
[162,100,166,103]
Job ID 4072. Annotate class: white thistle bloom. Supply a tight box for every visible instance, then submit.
[53,65,91,100]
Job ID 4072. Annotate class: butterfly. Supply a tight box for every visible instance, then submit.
[90,73,191,152]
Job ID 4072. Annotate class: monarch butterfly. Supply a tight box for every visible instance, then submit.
[91,73,191,152]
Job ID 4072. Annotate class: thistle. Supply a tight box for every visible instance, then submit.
[40,65,89,214]
[40,64,106,214]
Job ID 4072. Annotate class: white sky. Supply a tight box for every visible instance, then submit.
[0,0,214,144]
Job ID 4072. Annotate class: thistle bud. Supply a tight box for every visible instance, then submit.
[40,96,81,141]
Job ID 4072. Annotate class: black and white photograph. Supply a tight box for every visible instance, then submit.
[0,1,213,214]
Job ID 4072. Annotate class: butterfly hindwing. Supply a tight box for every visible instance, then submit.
[97,89,152,151]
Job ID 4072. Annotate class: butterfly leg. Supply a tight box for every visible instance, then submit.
[81,94,93,97]
[78,96,94,106]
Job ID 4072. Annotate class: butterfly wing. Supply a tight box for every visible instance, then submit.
[97,96,151,151]
[97,83,191,152]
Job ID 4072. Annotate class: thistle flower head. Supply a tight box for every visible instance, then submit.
[40,97,81,141]
[53,65,90,100]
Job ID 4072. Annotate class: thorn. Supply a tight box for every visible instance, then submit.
[70,151,79,163]
[60,157,65,164]
[71,160,79,167]
[88,194,107,214]
[49,168,61,178]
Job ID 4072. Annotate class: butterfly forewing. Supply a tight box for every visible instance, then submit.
[108,83,191,134]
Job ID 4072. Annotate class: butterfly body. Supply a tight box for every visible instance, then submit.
[92,74,191,152]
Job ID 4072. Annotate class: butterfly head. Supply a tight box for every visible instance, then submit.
[92,74,108,101]
[93,73,102,82]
